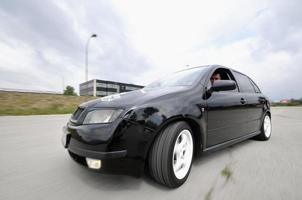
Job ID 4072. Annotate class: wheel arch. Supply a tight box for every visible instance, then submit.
[145,116,204,163]
[266,110,271,118]
[259,109,271,130]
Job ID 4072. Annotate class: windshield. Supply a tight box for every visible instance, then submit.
[145,67,209,89]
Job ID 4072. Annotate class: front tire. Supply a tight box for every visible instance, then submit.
[148,121,194,188]
[254,114,272,141]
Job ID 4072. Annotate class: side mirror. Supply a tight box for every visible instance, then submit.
[211,80,236,92]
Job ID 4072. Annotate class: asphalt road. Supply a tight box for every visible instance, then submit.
[0,107,301,200]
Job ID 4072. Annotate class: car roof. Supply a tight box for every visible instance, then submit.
[184,64,228,71]
[187,65,247,76]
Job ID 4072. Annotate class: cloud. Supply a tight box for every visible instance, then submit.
[112,0,302,100]
[0,0,151,93]
[0,0,301,100]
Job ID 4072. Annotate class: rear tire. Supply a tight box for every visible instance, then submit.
[254,114,272,141]
[148,121,194,188]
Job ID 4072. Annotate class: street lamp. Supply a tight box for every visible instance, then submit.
[85,33,97,82]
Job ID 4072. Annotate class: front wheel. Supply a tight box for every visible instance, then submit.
[148,121,194,188]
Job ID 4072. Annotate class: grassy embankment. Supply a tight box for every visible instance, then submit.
[0,91,96,116]
[1,91,301,115]
[271,101,302,107]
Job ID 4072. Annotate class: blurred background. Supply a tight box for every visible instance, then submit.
[1,2,302,199]
[0,0,301,113]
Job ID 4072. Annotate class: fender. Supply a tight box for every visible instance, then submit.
[127,106,206,160]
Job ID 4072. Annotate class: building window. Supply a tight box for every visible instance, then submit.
[96,82,107,87]
[107,84,118,89]
[96,91,107,96]
[125,86,140,90]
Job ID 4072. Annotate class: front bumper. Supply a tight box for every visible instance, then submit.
[62,124,145,176]
[68,144,127,160]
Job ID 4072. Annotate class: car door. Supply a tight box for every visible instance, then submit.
[249,78,267,131]
[232,71,264,135]
[206,69,249,147]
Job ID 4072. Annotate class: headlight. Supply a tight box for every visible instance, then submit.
[83,109,123,124]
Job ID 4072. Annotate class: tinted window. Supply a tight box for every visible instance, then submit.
[233,72,255,93]
[249,79,261,93]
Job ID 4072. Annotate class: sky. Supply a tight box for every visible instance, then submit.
[0,0,301,100]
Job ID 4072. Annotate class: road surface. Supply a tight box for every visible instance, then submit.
[0,107,301,200]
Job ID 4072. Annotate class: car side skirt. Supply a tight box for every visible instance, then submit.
[203,131,260,153]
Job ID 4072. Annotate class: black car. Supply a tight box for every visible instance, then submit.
[62,65,272,188]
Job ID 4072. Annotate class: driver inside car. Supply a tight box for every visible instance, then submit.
[210,72,222,84]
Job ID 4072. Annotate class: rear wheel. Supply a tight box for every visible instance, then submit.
[148,121,194,188]
[254,114,272,141]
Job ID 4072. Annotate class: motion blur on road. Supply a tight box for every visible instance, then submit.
[0,107,301,200]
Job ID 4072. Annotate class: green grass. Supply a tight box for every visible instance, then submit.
[271,98,302,106]
[0,91,96,116]
[271,102,302,106]
[221,165,233,182]
[204,187,214,200]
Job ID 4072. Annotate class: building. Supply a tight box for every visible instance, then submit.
[79,79,144,97]
[280,99,291,104]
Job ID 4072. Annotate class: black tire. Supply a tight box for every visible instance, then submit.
[148,121,194,188]
[254,113,272,141]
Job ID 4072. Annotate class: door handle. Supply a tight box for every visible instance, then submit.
[240,98,247,104]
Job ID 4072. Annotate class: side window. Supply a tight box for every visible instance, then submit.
[224,72,239,92]
[207,68,239,92]
[249,78,261,93]
[233,72,255,93]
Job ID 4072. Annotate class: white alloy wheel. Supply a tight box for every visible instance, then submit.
[264,115,271,138]
[148,121,194,188]
[172,129,194,180]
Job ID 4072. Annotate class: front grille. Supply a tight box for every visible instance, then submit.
[72,107,85,121]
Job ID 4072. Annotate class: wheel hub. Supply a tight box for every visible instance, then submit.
[264,115,271,138]
[172,129,193,180]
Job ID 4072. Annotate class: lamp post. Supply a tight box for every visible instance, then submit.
[85,33,97,82]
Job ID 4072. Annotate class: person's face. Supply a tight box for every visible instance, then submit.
[211,73,221,83]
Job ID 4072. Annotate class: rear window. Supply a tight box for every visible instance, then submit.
[233,72,255,93]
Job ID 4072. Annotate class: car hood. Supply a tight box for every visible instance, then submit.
[80,86,190,109]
